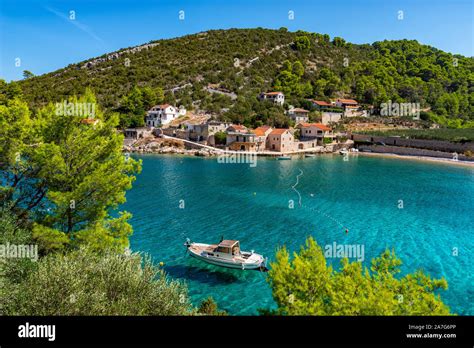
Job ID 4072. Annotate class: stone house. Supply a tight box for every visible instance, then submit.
[296,123,334,145]
[287,108,309,123]
[251,126,273,152]
[226,131,257,151]
[185,120,232,143]
[124,127,153,140]
[335,99,359,112]
[266,129,294,152]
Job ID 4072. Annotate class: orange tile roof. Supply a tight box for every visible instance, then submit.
[314,123,331,131]
[269,128,289,135]
[230,124,247,130]
[152,104,172,109]
[252,126,271,136]
[291,108,309,113]
[312,100,332,106]
[298,123,331,131]
[338,99,358,105]
[264,91,283,95]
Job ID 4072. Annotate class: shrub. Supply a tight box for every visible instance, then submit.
[214,131,227,145]
[0,207,38,308]
[323,137,333,144]
[3,247,193,315]
[197,297,227,316]
[266,237,451,315]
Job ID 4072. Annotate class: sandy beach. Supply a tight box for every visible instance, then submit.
[355,151,474,168]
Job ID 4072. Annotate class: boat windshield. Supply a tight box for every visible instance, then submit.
[216,246,231,254]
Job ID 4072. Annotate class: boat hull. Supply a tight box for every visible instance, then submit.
[188,252,263,270]
[185,242,266,270]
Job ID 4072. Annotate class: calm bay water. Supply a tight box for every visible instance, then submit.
[122,154,474,315]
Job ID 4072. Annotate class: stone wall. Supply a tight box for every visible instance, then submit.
[322,112,342,125]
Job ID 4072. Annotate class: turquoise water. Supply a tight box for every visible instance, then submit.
[122,154,474,315]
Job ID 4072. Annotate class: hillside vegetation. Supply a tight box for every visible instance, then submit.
[10,28,474,128]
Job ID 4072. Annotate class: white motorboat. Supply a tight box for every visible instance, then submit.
[339,148,349,155]
[184,238,268,271]
[305,153,316,158]
[277,156,291,160]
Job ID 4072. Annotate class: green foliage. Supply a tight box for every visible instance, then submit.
[267,237,451,315]
[273,59,312,98]
[0,207,37,292]
[293,129,300,140]
[12,28,474,129]
[3,246,193,315]
[0,88,211,317]
[0,88,142,254]
[214,131,227,145]
[332,37,346,47]
[0,80,23,103]
[292,61,304,77]
[116,85,165,128]
[315,68,341,97]
[197,297,227,316]
[313,33,331,45]
[12,28,474,127]
[23,70,34,79]
[32,223,70,252]
[295,35,311,51]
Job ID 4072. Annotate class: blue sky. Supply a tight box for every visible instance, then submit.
[1,0,472,81]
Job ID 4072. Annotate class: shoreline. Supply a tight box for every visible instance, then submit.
[355,151,474,168]
[123,136,474,167]
[123,134,341,157]
[128,147,474,168]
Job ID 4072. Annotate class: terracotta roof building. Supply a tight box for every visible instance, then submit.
[266,128,294,152]
[258,91,285,106]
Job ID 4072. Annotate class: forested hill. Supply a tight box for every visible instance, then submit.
[12,28,474,127]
